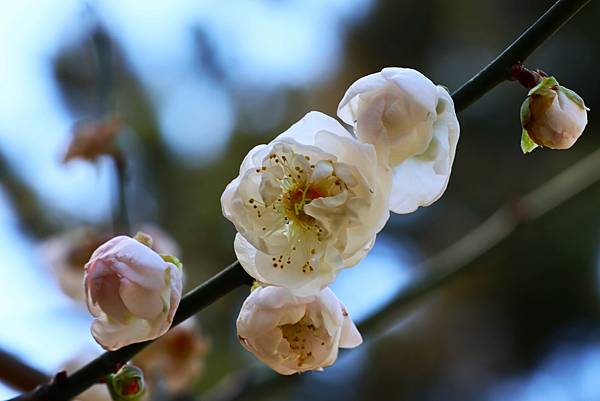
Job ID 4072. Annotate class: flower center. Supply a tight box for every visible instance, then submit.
[279,315,329,367]
[282,183,324,225]
[246,145,351,274]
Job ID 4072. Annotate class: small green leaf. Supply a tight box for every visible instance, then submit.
[520,97,532,126]
[133,231,153,248]
[529,76,559,96]
[251,280,262,292]
[161,254,183,270]
[521,129,538,154]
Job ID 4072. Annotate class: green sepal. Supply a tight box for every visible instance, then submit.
[559,85,589,111]
[133,231,153,248]
[161,254,183,270]
[528,76,559,97]
[520,97,532,126]
[521,129,538,154]
[106,364,145,401]
[250,280,262,292]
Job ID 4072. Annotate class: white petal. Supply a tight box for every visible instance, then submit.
[119,277,164,320]
[339,315,362,349]
[338,71,389,125]
[91,317,151,351]
[276,111,353,146]
[92,269,129,323]
[381,67,438,115]
[234,233,264,282]
[93,236,167,290]
[388,86,459,214]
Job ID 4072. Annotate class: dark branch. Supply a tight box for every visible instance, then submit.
[452,0,591,112]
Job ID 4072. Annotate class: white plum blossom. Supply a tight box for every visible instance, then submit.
[237,286,362,374]
[338,67,460,214]
[222,111,391,296]
[84,235,183,351]
[520,76,588,152]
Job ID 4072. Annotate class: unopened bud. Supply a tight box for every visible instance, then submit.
[520,76,588,153]
[107,364,145,401]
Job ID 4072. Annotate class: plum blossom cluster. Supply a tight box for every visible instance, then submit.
[222,67,460,374]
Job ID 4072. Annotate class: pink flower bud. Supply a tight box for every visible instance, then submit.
[84,236,183,350]
[521,77,588,152]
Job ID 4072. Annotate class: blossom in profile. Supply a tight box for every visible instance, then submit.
[84,234,183,350]
[222,111,391,296]
[338,67,460,214]
[237,286,361,374]
[520,76,588,152]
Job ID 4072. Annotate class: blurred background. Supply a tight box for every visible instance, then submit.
[0,0,599,400]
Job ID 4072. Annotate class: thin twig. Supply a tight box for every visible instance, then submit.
[93,29,131,236]
[111,152,131,235]
[8,0,591,399]
[452,0,591,112]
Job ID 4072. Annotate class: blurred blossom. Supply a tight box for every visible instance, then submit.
[0,0,375,220]
[0,0,111,221]
[0,188,96,383]
[134,318,209,394]
[63,116,123,164]
[94,0,373,163]
[40,225,179,305]
[61,348,111,401]
[40,229,112,303]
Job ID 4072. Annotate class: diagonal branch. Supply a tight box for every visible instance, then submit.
[452,0,591,112]
[8,0,591,399]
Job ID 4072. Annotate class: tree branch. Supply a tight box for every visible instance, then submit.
[452,0,591,112]
[0,350,49,393]
[8,0,591,399]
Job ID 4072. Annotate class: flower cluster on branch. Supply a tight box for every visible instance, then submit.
[221,67,461,374]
